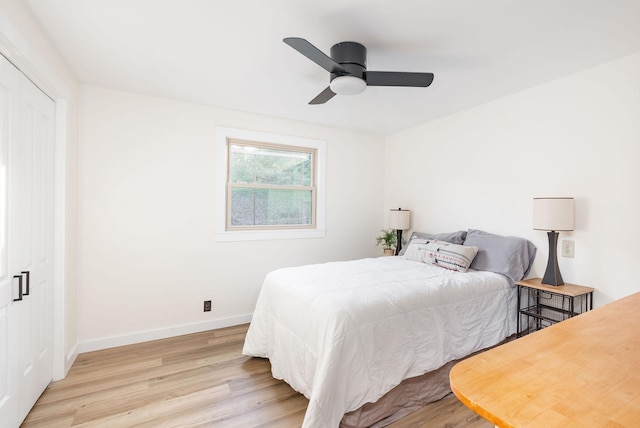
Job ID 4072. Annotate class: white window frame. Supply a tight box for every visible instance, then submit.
[215,127,326,242]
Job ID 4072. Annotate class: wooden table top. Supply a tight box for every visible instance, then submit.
[450,292,640,428]
[516,277,594,297]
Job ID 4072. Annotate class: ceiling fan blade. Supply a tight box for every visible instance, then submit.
[284,37,346,74]
[366,71,434,87]
[309,87,336,105]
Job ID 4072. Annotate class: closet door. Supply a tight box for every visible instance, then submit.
[0,54,55,427]
[12,60,55,423]
[0,52,20,428]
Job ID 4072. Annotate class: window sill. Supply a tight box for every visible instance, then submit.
[215,228,326,242]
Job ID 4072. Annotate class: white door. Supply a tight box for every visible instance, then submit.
[0,52,19,426]
[0,54,55,428]
[12,58,55,423]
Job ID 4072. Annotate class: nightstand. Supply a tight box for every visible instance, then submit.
[516,278,594,337]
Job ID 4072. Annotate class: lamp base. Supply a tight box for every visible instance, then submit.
[542,231,564,286]
[395,230,403,256]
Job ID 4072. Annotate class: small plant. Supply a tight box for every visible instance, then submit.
[375,229,397,250]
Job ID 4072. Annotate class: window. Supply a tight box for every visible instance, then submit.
[227,140,315,229]
[215,127,325,241]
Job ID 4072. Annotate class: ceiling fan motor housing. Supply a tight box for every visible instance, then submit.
[330,41,366,80]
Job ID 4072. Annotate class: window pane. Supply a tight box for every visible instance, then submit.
[230,187,312,226]
[229,144,312,186]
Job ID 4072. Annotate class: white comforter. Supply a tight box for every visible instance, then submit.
[243,257,516,428]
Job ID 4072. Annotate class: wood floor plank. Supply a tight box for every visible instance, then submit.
[387,394,491,428]
[21,380,149,424]
[73,384,231,428]
[22,324,490,428]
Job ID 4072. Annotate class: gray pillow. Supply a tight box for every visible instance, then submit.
[462,229,537,285]
[398,230,467,256]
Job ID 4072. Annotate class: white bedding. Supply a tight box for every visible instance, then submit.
[242,257,517,428]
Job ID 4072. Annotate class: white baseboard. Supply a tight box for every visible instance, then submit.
[52,342,78,381]
[77,313,253,354]
[64,344,79,378]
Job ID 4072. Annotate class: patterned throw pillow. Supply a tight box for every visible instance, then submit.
[397,230,467,256]
[403,238,478,272]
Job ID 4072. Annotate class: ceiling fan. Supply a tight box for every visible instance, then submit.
[283,37,434,105]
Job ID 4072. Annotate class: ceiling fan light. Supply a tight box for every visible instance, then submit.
[330,75,366,95]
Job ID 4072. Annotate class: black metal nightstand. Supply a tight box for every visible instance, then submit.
[516,277,594,337]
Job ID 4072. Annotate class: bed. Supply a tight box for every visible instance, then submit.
[242,229,536,427]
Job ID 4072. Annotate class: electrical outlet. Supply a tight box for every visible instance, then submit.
[561,240,574,258]
[203,300,212,312]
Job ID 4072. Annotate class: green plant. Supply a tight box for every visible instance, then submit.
[375,229,397,250]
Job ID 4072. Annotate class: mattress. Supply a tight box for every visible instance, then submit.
[243,256,516,427]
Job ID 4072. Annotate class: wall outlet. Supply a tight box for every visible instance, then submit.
[203,300,212,312]
[561,240,575,258]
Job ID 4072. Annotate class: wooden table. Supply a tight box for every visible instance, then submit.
[450,292,640,427]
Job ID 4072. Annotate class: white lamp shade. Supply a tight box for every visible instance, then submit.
[533,197,574,231]
[389,209,411,230]
[330,75,367,95]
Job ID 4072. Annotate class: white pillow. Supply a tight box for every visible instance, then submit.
[404,239,478,272]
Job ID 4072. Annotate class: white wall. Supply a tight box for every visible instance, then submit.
[78,86,384,350]
[385,52,640,306]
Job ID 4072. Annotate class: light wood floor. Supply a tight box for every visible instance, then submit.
[22,325,491,427]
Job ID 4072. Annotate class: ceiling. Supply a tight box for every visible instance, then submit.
[24,0,640,135]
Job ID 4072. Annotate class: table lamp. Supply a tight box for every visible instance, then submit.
[389,208,411,256]
[533,197,574,286]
